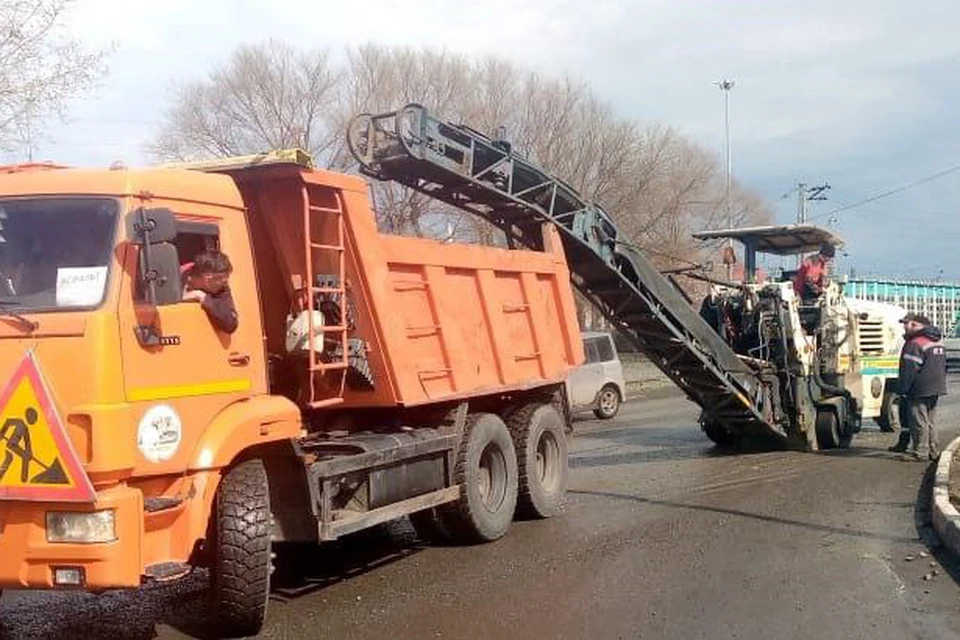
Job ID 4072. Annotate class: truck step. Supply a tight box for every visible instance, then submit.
[307,397,345,408]
[145,562,192,582]
[143,496,184,513]
[310,242,345,252]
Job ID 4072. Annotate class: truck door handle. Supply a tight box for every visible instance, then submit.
[228,352,250,366]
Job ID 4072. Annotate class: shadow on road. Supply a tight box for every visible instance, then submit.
[569,488,919,544]
[270,521,425,599]
[570,444,738,468]
[570,428,796,468]
[0,521,429,640]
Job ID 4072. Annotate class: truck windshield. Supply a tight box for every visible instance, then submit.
[0,197,118,312]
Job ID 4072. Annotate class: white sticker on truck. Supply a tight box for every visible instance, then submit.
[137,405,182,463]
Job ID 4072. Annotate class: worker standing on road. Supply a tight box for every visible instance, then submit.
[890,312,947,461]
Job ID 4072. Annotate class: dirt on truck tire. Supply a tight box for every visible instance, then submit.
[210,458,272,638]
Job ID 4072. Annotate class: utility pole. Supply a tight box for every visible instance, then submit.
[796,181,807,225]
[717,79,735,279]
[795,181,830,265]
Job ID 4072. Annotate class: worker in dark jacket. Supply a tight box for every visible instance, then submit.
[889,312,946,461]
[182,250,239,334]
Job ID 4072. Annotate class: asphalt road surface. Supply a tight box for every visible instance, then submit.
[5,379,960,640]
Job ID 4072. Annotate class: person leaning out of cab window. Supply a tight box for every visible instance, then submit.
[182,250,238,334]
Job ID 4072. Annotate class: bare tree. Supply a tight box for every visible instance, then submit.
[149,40,340,163]
[0,0,110,155]
[149,41,771,265]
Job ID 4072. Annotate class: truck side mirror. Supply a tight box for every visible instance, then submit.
[125,207,180,308]
[133,241,182,347]
[139,242,183,306]
[126,207,176,245]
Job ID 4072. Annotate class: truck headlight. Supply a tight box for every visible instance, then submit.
[46,510,116,543]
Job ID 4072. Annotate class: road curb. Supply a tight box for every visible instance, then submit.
[932,435,960,555]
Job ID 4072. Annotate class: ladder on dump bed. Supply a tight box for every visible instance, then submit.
[302,185,349,408]
[347,104,785,445]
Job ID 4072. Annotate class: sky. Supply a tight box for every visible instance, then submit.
[29,0,960,281]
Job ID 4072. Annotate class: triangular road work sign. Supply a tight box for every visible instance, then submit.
[0,352,95,502]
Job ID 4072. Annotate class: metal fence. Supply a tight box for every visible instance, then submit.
[843,279,960,335]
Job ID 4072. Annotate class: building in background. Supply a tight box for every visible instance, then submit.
[843,278,960,334]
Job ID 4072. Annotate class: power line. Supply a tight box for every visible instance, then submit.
[810,162,960,220]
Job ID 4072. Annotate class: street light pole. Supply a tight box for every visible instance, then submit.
[717,79,735,279]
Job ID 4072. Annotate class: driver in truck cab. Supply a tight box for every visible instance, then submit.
[181,249,239,334]
[793,243,835,302]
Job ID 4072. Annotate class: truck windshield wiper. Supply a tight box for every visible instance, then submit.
[0,300,38,332]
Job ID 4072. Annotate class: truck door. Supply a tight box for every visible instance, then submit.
[118,216,265,472]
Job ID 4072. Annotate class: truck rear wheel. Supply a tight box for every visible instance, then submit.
[508,403,568,519]
[210,459,272,638]
[441,413,518,543]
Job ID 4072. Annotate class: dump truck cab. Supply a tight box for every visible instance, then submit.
[0,163,297,590]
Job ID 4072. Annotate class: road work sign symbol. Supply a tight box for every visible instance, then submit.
[0,352,94,502]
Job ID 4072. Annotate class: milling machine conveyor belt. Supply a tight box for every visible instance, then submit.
[347,103,785,444]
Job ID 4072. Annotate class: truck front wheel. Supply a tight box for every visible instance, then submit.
[210,458,272,638]
[441,413,518,543]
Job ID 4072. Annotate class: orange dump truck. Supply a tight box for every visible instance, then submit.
[0,151,583,636]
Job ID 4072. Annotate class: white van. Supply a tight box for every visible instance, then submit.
[566,331,627,419]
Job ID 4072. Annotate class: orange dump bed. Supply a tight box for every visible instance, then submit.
[229,164,583,409]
